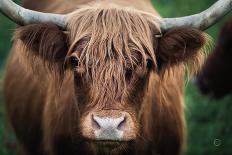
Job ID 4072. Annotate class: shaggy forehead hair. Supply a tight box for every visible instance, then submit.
[66,3,161,105]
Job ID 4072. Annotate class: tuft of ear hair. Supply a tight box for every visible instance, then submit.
[14,23,69,79]
[156,27,207,70]
[15,23,69,64]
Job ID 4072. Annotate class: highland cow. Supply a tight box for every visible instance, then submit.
[0,0,231,155]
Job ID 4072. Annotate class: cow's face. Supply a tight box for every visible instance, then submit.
[15,6,207,148]
[196,19,232,99]
[64,8,158,143]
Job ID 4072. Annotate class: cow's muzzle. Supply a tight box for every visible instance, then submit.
[81,110,137,142]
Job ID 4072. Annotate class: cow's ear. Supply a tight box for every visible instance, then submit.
[156,27,206,70]
[15,23,69,64]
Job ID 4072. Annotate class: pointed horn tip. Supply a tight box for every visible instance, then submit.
[160,0,232,31]
[0,0,68,29]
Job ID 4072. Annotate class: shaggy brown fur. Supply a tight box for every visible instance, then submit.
[3,0,208,155]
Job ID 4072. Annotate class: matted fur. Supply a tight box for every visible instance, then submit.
[66,3,161,107]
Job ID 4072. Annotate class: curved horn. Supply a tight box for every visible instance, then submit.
[0,0,67,29]
[160,0,232,31]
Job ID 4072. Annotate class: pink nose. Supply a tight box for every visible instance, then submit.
[81,111,136,141]
[91,113,127,140]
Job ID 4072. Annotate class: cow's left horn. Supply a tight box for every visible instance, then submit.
[0,0,67,29]
[160,0,232,31]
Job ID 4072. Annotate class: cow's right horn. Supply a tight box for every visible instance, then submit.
[0,0,67,29]
[160,0,232,31]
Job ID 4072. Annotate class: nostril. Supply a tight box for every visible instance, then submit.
[91,115,101,130]
[91,114,128,131]
[117,116,127,130]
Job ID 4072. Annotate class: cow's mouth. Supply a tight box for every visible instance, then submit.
[91,140,132,151]
[96,140,123,147]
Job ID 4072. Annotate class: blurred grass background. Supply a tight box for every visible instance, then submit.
[0,0,231,154]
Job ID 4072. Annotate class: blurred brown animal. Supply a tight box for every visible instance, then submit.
[196,17,232,99]
[3,0,209,155]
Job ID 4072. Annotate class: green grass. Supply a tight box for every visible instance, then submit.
[0,0,232,155]
[0,72,16,155]
[185,83,232,155]
[0,1,20,154]
[0,17,15,71]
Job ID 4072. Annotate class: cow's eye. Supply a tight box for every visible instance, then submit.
[69,56,79,69]
[147,59,153,70]
[125,68,133,81]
